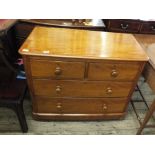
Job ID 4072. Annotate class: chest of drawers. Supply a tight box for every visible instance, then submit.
[19,27,148,120]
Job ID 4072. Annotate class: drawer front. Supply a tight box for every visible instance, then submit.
[140,23,155,34]
[108,20,140,33]
[36,97,128,114]
[33,80,133,97]
[88,62,140,81]
[30,59,85,79]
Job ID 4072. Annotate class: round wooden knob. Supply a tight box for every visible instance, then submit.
[111,70,118,77]
[103,104,108,111]
[55,67,62,75]
[57,103,62,109]
[56,86,61,93]
[106,87,112,94]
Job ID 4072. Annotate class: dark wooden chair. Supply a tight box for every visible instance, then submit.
[0,19,28,133]
[0,48,28,133]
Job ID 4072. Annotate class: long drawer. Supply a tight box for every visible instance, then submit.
[30,59,85,79]
[88,62,140,81]
[35,97,128,114]
[33,80,133,97]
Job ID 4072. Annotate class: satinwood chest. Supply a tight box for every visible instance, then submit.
[19,27,148,120]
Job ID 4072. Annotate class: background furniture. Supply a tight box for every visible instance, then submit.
[13,19,106,49]
[0,20,19,80]
[0,19,28,133]
[12,19,155,51]
[0,47,28,133]
[105,19,155,34]
[0,20,18,59]
[134,34,155,134]
[104,19,141,33]
[19,27,148,120]
[0,49,28,132]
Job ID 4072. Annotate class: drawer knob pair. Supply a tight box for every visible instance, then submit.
[103,104,108,111]
[106,87,112,94]
[55,66,62,75]
[111,69,118,77]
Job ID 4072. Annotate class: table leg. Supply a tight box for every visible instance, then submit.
[137,99,155,135]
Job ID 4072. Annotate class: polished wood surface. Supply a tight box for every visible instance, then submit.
[134,34,155,92]
[105,19,155,34]
[134,34,155,69]
[88,61,140,81]
[20,27,148,120]
[30,59,85,79]
[20,19,105,29]
[14,19,106,49]
[140,22,155,34]
[33,79,132,98]
[107,20,141,33]
[19,27,148,61]
[36,97,128,114]
[30,58,141,81]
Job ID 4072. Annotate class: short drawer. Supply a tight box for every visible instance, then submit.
[108,20,140,33]
[88,62,140,81]
[30,59,85,79]
[36,97,128,114]
[140,23,155,34]
[33,80,133,97]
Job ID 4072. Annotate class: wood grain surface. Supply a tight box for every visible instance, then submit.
[19,27,148,61]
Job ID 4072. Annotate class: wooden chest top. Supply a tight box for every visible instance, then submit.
[134,34,155,69]
[19,26,148,61]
